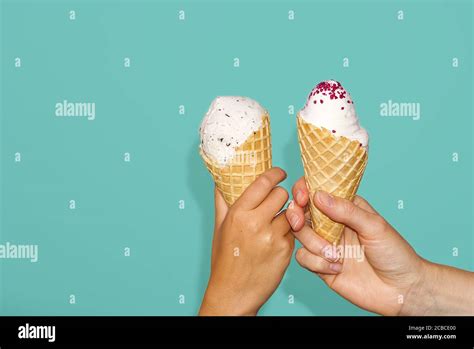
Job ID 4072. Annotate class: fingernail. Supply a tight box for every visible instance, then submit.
[322,245,337,261]
[289,213,300,230]
[329,263,342,273]
[316,191,334,207]
[288,200,295,210]
[295,190,304,204]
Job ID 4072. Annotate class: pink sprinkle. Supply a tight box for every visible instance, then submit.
[341,107,344,110]
[359,143,362,147]
[320,99,324,104]
[347,100,351,104]
[313,100,317,104]
[332,130,336,133]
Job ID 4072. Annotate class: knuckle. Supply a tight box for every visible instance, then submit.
[353,195,363,206]
[228,209,246,228]
[357,195,369,206]
[373,215,387,232]
[343,199,356,216]
[258,174,272,190]
[307,238,320,255]
[247,216,261,233]
[229,210,263,234]
[258,231,273,247]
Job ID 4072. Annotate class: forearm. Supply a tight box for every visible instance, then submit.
[403,260,474,316]
[198,281,258,316]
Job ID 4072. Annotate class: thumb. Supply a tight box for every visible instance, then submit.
[214,187,229,230]
[313,190,387,240]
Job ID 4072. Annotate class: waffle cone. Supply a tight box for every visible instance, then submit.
[296,115,368,244]
[200,114,272,206]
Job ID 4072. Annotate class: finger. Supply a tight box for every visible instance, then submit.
[234,167,287,210]
[295,248,342,274]
[292,225,339,262]
[214,187,228,231]
[313,191,386,239]
[292,177,309,207]
[212,188,228,268]
[271,211,291,235]
[285,200,306,231]
[258,186,289,218]
[353,195,378,214]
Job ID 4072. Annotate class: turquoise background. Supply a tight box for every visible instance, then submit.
[1,0,472,315]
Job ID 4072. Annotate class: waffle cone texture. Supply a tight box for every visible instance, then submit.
[296,115,368,244]
[200,114,272,206]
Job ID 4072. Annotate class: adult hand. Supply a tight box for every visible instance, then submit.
[286,177,474,315]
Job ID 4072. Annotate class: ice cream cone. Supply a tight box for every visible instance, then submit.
[297,115,368,244]
[201,114,272,206]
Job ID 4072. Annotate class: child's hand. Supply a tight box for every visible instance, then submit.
[199,168,294,316]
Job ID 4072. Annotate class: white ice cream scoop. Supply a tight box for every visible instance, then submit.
[199,96,267,166]
[299,80,369,148]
